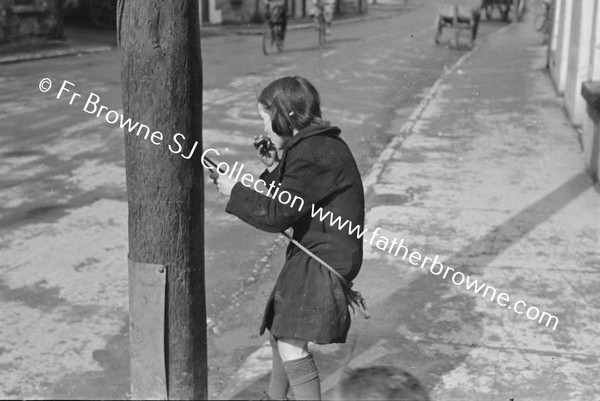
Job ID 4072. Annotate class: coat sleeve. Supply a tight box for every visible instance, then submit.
[225,145,344,233]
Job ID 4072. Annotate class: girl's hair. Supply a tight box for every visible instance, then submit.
[258,76,329,137]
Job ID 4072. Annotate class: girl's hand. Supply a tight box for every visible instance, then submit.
[254,135,279,168]
[210,171,236,197]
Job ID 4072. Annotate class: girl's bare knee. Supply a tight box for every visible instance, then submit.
[277,337,309,361]
[269,334,278,348]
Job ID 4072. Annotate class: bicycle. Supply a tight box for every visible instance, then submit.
[533,0,552,45]
[262,3,286,55]
[313,0,328,46]
[512,0,527,22]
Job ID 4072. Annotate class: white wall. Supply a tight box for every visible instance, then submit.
[563,0,594,125]
[582,1,600,177]
[550,0,572,93]
[589,0,600,81]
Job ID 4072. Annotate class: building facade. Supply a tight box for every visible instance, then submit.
[548,0,600,181]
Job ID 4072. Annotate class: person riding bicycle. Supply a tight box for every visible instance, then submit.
[310,0,334,35]
[263,0,287,41]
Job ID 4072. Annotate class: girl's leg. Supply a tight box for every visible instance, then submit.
[268,335,289,400]
[278,338,321,401]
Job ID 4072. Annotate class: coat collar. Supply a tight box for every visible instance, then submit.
[284,125,341,151]
[277,125,341,182]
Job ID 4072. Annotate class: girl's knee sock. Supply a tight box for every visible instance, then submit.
[282,353,321,400]
[268,344,290,400]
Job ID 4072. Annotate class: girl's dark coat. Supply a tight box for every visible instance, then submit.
[225,125,365,344]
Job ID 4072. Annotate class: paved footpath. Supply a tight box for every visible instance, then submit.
[227,12,600,401]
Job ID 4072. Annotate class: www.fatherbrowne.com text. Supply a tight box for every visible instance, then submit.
[203,149,559,331]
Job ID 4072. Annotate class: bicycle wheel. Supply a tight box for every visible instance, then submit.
[533,13,545,31]
[434,15,443,44]
[483,5,494,20]
[535,16,549,44]
[511,0,518,21]
[518,0,527,16]
[512,0,524,21]
[262,23,272,55]
[318,19,326,46]
[274,25,284,52]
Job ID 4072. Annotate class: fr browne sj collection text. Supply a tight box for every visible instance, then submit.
[40,78,200,159]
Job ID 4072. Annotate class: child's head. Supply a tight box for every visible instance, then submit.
[333,366,431,401]
[257,76,328,138]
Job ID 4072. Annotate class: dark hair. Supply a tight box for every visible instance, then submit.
[258,76,329,137]
[335,366,431,401]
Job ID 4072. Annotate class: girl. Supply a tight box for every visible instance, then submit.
[212,76,365,400]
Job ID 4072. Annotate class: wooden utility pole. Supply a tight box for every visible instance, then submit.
[118,0,207,399]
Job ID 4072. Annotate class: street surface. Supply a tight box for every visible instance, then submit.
[1,0,511,398]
